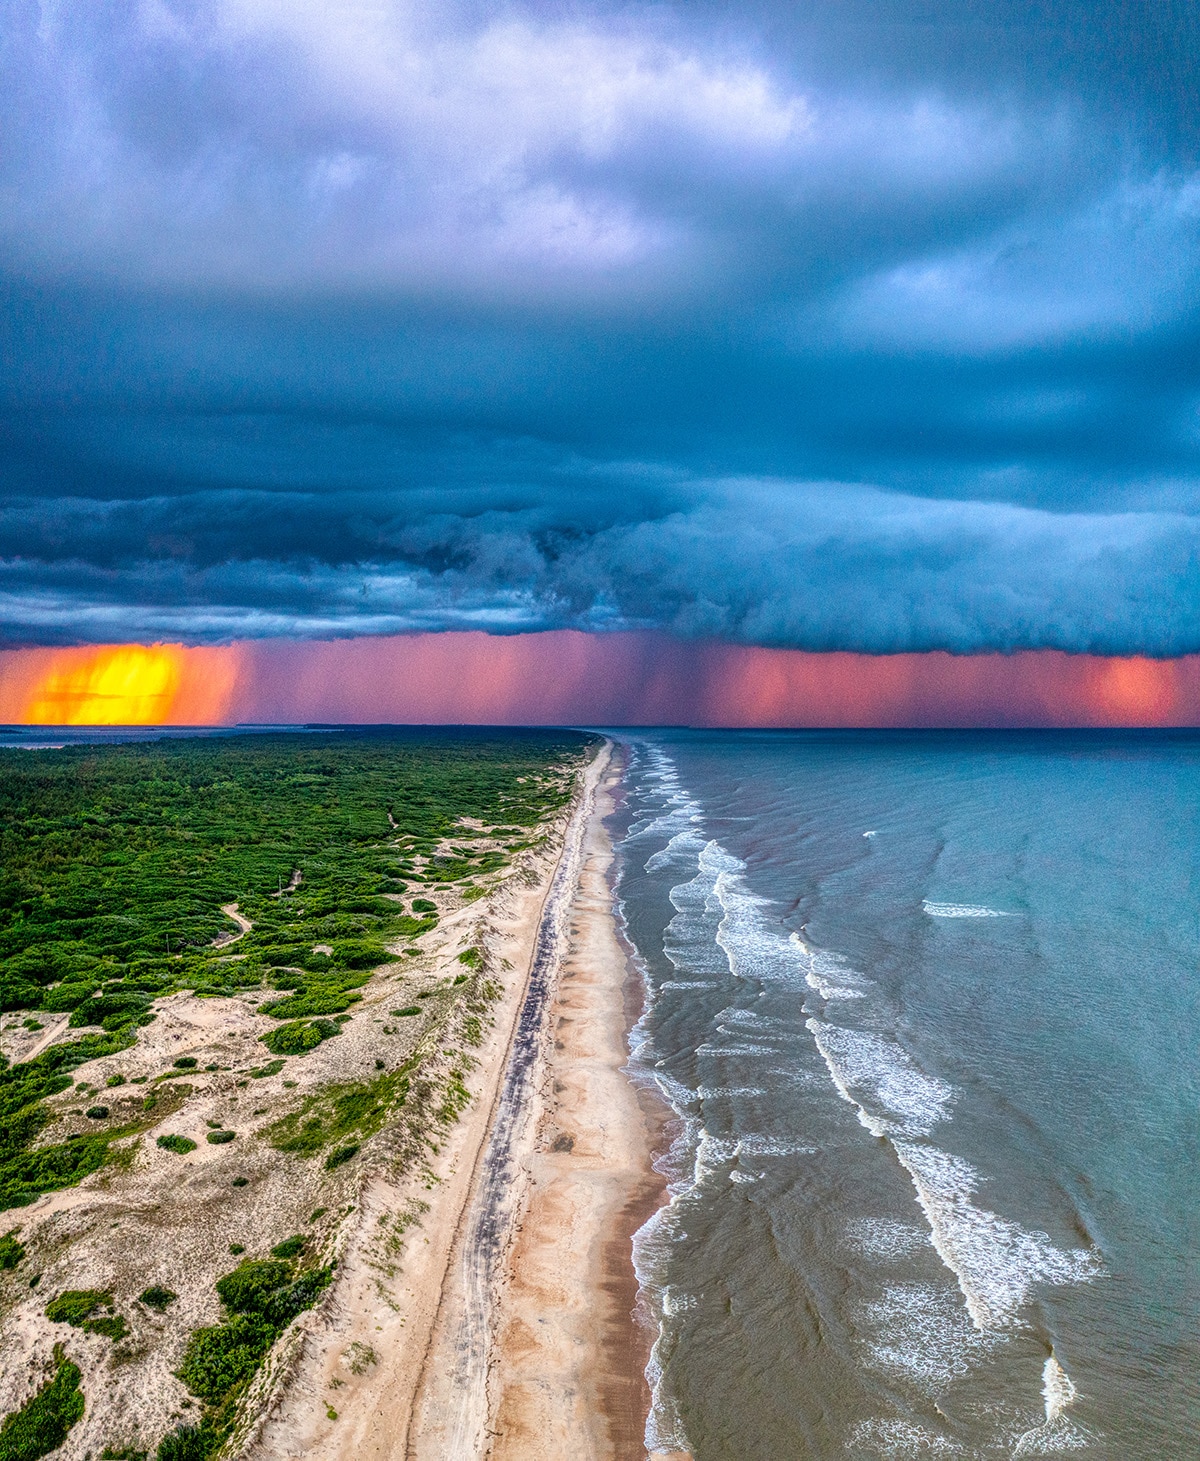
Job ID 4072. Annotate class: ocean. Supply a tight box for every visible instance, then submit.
[609,730,1200,1460]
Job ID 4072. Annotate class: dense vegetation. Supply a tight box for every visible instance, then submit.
[160,1248,335,1459]
[0,1347,84,1461]
[0,729,592,1212]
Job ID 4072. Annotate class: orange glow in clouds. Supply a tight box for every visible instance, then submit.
[1,633,1199,728]
[3,643,244,725]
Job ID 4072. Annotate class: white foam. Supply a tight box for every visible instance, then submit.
[892,1141,1101,1331]
[695,1042,779,1057]
[793,934,872,1000]
[807,1019,955,1138]
[695,1086,767,1099]
[729,1169,760,1183]
[923,900,1013,918]
[645,825,705,872]
[736,1134,817,1156]
[659,980,719,990]
[844,1216,931,1261]
[849,1417,966,1457]
[1042,1354,1077,1421]
[862,1282,1005,1390]
[863,829,879,837]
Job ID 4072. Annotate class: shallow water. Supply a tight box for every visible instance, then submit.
[609,730,1200,1460]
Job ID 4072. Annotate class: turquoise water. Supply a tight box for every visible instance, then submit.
[610,731,1200,1459]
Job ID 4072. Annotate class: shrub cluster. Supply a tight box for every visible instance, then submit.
[162,1249,333,1459]
[0,1345,84,1461]
[156,1135,196,1155]
[44,1288,127,1340]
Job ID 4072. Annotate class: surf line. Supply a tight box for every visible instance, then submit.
[798,936,1099,1431]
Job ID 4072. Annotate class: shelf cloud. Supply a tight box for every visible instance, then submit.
[2,0,1199,655]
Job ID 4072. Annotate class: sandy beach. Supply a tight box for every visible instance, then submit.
[404,741,673,1459]
[479,746,666,1459]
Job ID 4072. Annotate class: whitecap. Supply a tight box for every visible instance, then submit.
[806,1019,955,1138]
[923,900,1014,918]
[891,1141,1101,1331]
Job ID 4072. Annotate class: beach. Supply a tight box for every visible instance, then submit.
[249,738,668,1460]
[405,742,669,1459]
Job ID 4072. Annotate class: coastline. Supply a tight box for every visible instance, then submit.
[259,737,678,1460]
[480,742,666,1458]
[243,744,604,1461]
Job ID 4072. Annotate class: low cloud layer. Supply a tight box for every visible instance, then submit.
[2,0,1199,652]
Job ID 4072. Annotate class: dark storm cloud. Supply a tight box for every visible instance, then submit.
[1,0,1199,650]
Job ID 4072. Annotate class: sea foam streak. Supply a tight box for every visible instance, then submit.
[923,900,1013,918]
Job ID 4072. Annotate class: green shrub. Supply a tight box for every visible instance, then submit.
[259,1019,341,1057]
[258,987,360,1019]
[411,899,436,913]
[457,947,483,969]
[176,1256,333,1422]
[176,1313,276,1403]
[248,1060,284,1079]
[0,1230,24,1270]
[105,1074,126,1088]
[391,1007,420,1017]
[85,1315,127,1341]
[230,1177,248,1188]
[44,1289,110,1326]
[324,1144,358,1170]
[85,1106,110,1120]
[156,1135,196,1155]
[172,1058,198,1071]
[205,1131,235,1146]
[215,1261,289,1313]
[155,1425,210,1461]
[265,1066,409,1158]
[0,1345,85,1461]
[139,1286,177,1311]
[269,1236,305,1260]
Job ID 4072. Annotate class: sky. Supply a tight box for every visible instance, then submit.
[2,1,1200,722]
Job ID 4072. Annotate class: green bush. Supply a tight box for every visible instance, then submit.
[214,1261,291,1314]
[457,947,483,969]
[0,1345,85,1461]
[85,1106,110,1120]
[0,1230,24,1270]
[172,1058,198,1071]
[248,1060,284,1079]
[258,987,360,1019]
[269,1236,305,1260]
[205,1131,235,1146]
[176,1313,276,1403]
[44,1289,110,1326]
[176,1256,333,1421]
[391,1007,420,1018]
[105,1074,126,1088]
[259,1019,341,1057]
[156,1135,196,1155]
[84,1315,127,1341]
[155,1425,210,1461]
[139,1286,177,1311]
[411,899,437,913]
[324,1144,358,1170]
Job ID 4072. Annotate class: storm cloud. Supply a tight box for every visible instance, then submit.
[2,0,1199,651]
